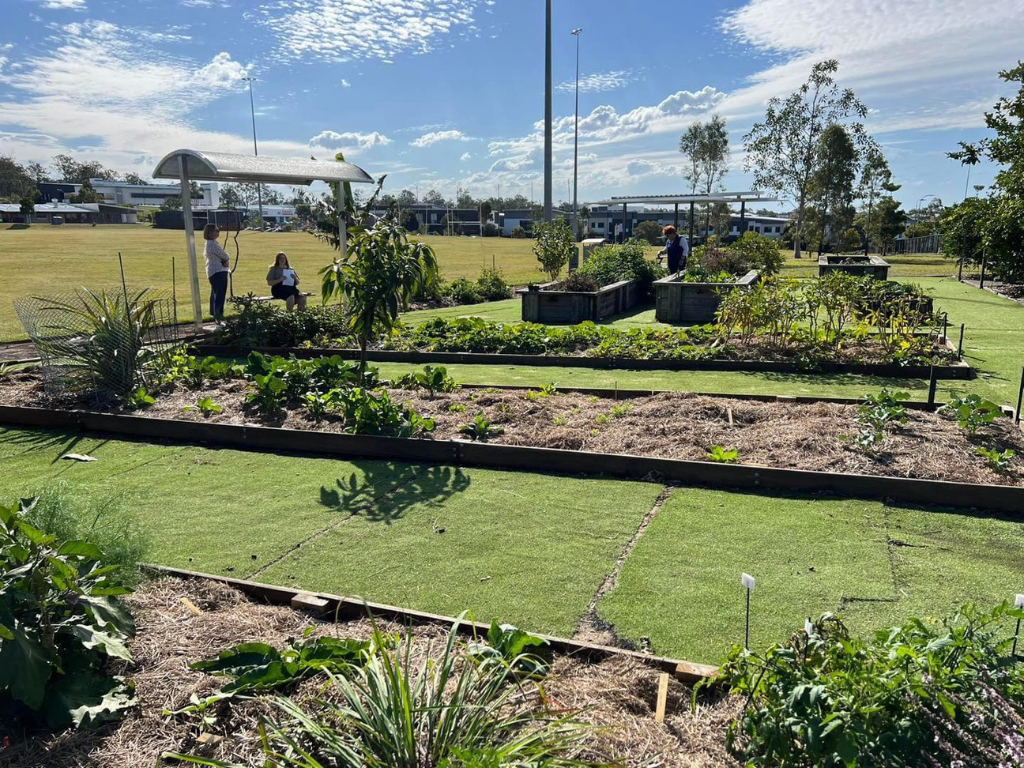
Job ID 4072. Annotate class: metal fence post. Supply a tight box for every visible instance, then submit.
[1016,366,1024,426]
[957,324,966,361]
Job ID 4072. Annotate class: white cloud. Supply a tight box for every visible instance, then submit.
[718,0,1024,133]
[411,129,471,148]
[556,70,635,93]
[33,0,86,9]
[309,130,391,150]
[460,152,472,161]
[257,0,487,64]
[341,78,351,88]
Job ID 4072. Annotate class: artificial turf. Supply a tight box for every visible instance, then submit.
[597,487,1024,664]
[1,424,1022,662]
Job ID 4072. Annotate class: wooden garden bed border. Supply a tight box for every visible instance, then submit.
[192,343,973,380]
[143,564,716,683]
[0,404,1020,514]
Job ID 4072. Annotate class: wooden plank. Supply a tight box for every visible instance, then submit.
[291,592,331,615]
[675,660,719,683]
[655,672,669,722]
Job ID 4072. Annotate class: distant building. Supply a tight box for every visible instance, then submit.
[585,206,791,242]
[0,201,138,224]
[37,179,218,208]
[369,204,485,236]
[244,205,296,226]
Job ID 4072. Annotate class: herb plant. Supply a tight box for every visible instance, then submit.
[391,364,458,397]
[467,620,551,677]
[845,388,909,449]
[127,387,155,410]
[184,397,223,416]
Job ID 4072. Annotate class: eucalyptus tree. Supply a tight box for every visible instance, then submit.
[744,60,872,258]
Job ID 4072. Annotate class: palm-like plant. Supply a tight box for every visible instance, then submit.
[320,216,438,382]
[36,288,159,400]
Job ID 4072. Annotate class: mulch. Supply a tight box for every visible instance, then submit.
[0,578,739,768]
[3,371,1022,488]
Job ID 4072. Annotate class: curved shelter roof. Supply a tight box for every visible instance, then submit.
[152,149,374,185]
[597,191,779,206]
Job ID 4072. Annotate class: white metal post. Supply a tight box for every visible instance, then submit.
[178,156,203,332]
[337,181,347,261]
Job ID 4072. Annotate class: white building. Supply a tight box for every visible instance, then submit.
[88,179,219,208]
[244,205,297,225]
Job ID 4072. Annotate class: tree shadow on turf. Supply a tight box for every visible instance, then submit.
[0,427,106,464]
[318,462,471,526]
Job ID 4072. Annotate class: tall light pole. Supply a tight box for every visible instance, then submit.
[571,28,582,241]
[543,0,553,222]
[916,194,935,226]
[242,76,264,232]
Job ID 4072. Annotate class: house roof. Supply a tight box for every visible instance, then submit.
[152,149,374,185]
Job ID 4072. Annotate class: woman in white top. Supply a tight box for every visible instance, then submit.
[202,224,231,321]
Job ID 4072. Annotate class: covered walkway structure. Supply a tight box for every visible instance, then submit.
[597,191,780,244]
[153,149,374,331]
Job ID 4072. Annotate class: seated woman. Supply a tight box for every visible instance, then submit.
[266,252,307,312]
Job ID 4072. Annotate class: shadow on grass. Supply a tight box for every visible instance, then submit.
[319,461,471,525]
[739,370,924,392]
[0,427,105,464]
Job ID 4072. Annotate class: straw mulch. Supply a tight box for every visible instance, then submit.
[0,577,738,768]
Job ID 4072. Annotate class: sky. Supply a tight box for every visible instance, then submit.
[1,0,1021,210]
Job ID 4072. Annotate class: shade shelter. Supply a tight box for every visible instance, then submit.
[153,149,374,331]
[597,191,780,244]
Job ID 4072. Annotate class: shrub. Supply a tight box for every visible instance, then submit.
[532,219,576,281]
[696,239,751,276]
[390,364,459,396]
[511,225,527,239]
[475,267,514,300]
[445,277,482,305]
[712,603,1024,767]
[459,413,504,441]
[941,393,1001,434]
[333,387,435,437]
[482,222,501,237]
[0,498,137,729]
[729,231,785,276]
[217,295,352,348]
[845,388,910,450]
[578,238,667,295]
[554,272,600,292]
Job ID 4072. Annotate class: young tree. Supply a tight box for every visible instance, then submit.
[633,220,663,245]
[744,60,871,258]
[0,155,35,199]
[532,219,575,280]
[161,195,181,211]
[320,216,438,381]
[856,147,898,254]
[679,115,730,237]
[69,178,103,203]
[219,184,242,209]
[19,195,36,222]
[808,124,859,254]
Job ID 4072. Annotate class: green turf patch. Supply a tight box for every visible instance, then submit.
[598,487,1024,664]
[257,468,664,637]
[597,489,898,664]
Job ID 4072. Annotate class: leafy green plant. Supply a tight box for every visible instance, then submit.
[553,272,600,292]
[36,287,161,401]
[578,238,667,296]
[445,277,482,305]
[334,388,434,437]
[609,403,632,419]
[552,414,569,427]
[0,498,136,729]
[245,373,287,416]
[475,267,514,301]
[447,402,467,414]
[707,445,739,463]
[467,620,551,677]
[845,388,910,450]
[976,446,1016,471]
[184,397,223,417]
[526,381,559,401]
[127,386,155,410]
[300,389,339,423]
[941,393,1002,434]
[710,603,1024,767]
[459,413,505,441]
[391,364,458,397]
[320,215,439,382]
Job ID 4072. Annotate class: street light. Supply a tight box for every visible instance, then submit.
[916,194,935,226]
[571,28,582,241]
[543,0,553,222]
[242,76,264,232]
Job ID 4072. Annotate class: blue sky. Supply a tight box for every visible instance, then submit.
[1,0,1021,209]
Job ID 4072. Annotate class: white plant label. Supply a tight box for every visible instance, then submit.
[1015,593,1024,608]
[804,619,814,636]
[742,573,756,591]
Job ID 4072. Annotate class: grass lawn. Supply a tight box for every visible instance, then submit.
[598,488,1024,664]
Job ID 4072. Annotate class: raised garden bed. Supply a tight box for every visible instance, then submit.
[2,371,1021,512]
[654,270,759,324]
[0,574,731,767]
[194,342,973,379]
[818,254,891,280]
[518,278,641,324]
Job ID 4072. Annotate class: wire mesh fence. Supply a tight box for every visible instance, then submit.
[892,234,943,255]
[14,286,183,402]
